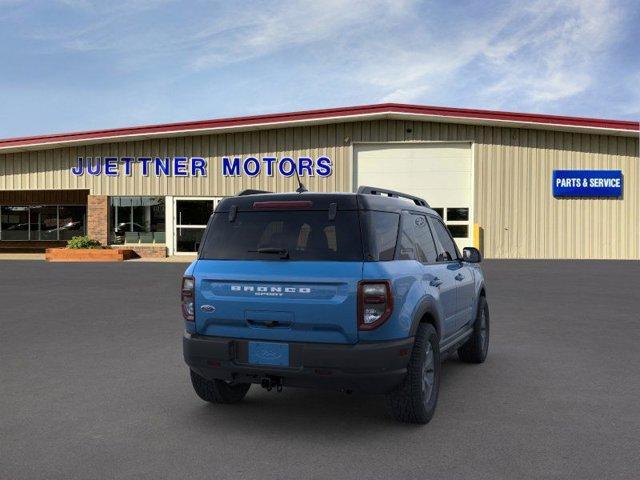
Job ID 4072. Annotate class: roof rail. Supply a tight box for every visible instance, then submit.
[357,186,430,207]
[237,189,271,196]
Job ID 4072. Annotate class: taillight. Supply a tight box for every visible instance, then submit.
[358,280,393,330]
[181,276,195,321]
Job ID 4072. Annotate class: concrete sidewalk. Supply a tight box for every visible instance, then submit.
[0,253,195,262]
[0,253,45,261]
[128,254,196,263]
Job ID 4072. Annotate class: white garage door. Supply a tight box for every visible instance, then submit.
[354,142,473,252]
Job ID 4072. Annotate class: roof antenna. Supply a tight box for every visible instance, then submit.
[294,167,308,193]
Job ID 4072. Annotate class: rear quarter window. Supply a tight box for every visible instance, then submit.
[360,211,400,261]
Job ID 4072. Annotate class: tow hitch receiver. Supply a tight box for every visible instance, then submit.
[261,376,283,392]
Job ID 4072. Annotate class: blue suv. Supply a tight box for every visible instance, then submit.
[182,186,489,424]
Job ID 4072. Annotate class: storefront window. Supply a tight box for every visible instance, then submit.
[30,206,58,240]
[1,207,30,240]
[176,200,213,225]
[109,197,165,244]
[58,206,87,240]
[0,205,85,241]
[176,227,205,253]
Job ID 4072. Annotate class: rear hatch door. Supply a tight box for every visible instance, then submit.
[193,199,364,344]
[194,260,362,344]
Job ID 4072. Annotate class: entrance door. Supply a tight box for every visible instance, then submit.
[174,198,222,254]
[354,142,473,252]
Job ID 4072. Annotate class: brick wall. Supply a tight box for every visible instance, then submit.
[87,195,108,245]
[115,245,167,258]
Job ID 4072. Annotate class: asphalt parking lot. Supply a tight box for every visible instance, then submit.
[1,260,639,480]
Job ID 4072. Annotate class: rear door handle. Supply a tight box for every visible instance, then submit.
[455,273,464,281]
[430,277,443,287]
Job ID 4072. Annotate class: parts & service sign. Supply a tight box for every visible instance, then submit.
[552,170,623,198]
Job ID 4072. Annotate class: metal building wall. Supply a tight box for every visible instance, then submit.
[473,127,638,259]
[0,120,638,259]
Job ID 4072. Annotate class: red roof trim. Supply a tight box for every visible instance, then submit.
[1,103,637,149]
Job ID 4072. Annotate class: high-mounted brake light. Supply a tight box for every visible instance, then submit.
[252,201,313,209]
[358,280,393,330]
[181,276,195,321]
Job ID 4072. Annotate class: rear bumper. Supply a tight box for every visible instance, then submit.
[183,333,414,394]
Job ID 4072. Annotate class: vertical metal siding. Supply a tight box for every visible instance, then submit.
[0,121,637,259]
[472,127,638,259]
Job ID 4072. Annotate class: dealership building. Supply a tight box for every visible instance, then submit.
[0,103,638,259]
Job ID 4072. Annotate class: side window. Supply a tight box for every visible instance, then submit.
[396,213,437,263]
[428,216,459,262]
[363,211,400,261]
[411,214,438,263]
[397,214,417,260]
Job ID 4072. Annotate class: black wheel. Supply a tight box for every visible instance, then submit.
[458,296,490,363]
[189,369,251,404]
[386,323,441,424]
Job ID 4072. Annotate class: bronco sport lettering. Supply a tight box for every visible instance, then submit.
[230,285,312,294]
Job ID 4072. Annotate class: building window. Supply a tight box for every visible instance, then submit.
[432,208,444,219]
[447,224,468,239]
[0,206,30,240]
[430,207,470,240]
[0,205,86,241]
[109,197,165,244]
[58,206,88,240]
[30,206,58,240]
[446,208,469,221]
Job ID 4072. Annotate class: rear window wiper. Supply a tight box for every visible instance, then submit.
[248,247,290,259]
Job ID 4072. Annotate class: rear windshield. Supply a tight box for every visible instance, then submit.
[200,210,363,261]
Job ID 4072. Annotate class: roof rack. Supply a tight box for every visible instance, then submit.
[237,189,271,196]
[357,186,430,207]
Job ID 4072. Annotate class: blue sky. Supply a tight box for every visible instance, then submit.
[1,0,639,138]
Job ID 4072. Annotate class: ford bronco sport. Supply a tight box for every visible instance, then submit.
[182,186,489,424]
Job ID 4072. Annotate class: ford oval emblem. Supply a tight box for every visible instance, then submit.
[200,305,215,313]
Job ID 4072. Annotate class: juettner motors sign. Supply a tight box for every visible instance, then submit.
[70,156,333,177]
[552,170,623,198]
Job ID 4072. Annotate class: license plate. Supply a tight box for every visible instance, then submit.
[248,341,290,367]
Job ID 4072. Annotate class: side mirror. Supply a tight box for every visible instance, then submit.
[462,247,482,263]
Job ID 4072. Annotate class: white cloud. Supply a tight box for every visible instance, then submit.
[7,0,633,119]
[616,71,640,117]
[350,0,625,109]
[480,0,623,106]
[189,0,413,70]
[23,0,415,72]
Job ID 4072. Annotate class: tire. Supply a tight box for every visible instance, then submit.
[386,323,441,424]
[458,296,490,364]
[189,369,251,404]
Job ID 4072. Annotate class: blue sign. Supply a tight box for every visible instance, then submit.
[221,156,332,177]
[552,170,623,198]
[71,157,207,177]
[70,155,333,178]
